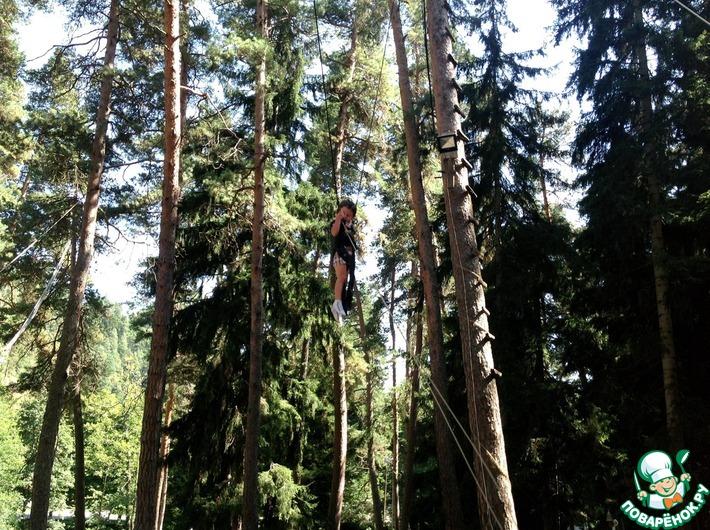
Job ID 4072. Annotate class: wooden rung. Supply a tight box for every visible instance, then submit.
[463,266,487,287]
[445,26,456,42]
[477,306,491,318]
[456,128,470,142]
[447,53,458,68]
[454,104,466,119]
[457,158,473,171]
[465,184,477,199]
[452,78,463,95]
[489,368,503,379]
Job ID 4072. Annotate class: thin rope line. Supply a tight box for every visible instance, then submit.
[312,0,339,204]
[442,170,496,529]
[429,386,506,530]
[419,1,497,523]
[397,323,510,509]
[671,0,710,27]
[355,16,391,206]
[400,318,505,530]
[0,201,79,275]
[422,0,437,131]
[360,291,505,529]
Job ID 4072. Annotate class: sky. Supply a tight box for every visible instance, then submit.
[15,0,582,329]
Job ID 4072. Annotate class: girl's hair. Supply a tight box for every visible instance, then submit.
[338,198,357,216]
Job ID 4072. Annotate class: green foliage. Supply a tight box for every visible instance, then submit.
[0,391,24,529]
[258,463,313,525]
[84,386,143,518]
[2,0,708,528]
[16,394,75,513]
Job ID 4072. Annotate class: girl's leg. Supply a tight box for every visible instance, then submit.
[334,262,347,301]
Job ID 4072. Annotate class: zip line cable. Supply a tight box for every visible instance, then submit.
[395,323,507,530]
[670,0,710,27]
[311,0,391,207]
[422,0,437,131]
[419,4,498,522]
[0,201,79,275]
[428,380,506,530]
[312,0,339,204]
[354,17,391,206]
[396,324,507,489]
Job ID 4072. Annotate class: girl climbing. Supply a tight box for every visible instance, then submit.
[331,198,358,323]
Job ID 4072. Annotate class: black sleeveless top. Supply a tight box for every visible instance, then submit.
[331,220,356,261]
[331,220,357,313]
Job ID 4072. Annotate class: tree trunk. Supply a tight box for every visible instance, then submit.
[327,13,359,528]
[29,3,120,528]
[401,293,422,530]
[425,1,518,529]
[388,1,466,528]
[356,288,385,530]
[72,384,86,530]
[156,383,176,530]
[293,338,310,484]
[328,338,348,530]
[153,10,189,529]
[332,12,358,197]
[631,0,683,448]
[134,1,182,527]
[242,0,268,527]
[538,116,551,223]
[388,268,400,529]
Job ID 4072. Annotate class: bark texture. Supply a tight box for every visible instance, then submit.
[328,339,348,530]
[327,13,359,527]
[332,18,358,197]
[388,268,400,529]
[426,0,518,528]
[388,1,466,528]
[400,302,422,530]
[156,383,176,530]
[134,1,182,527]
[356,288,385,530]
[631,0,683,448]
[29,3,120,528]
[242,0,268,526]
[72,387,86,530]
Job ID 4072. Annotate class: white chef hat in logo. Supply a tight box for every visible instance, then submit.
[638,451,674,484]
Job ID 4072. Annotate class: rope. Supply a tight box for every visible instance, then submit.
[422,0,437,131]
[2,240,72,361]
[428,379,506,530]
[419,0,496,525]
[356,279,504,529]
[312,0,392,208]
[311,0,339,204]
[396,324,507,530]
[354,16,391,205]
[670,0,710,27]
[0,201,79,275]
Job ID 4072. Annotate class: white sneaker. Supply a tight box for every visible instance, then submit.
[336,300,346,317]
[331,301,343,324]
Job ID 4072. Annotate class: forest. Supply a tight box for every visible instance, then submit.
[0,0,708,528]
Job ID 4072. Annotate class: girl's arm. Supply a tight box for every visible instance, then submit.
[331,211,342,237]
